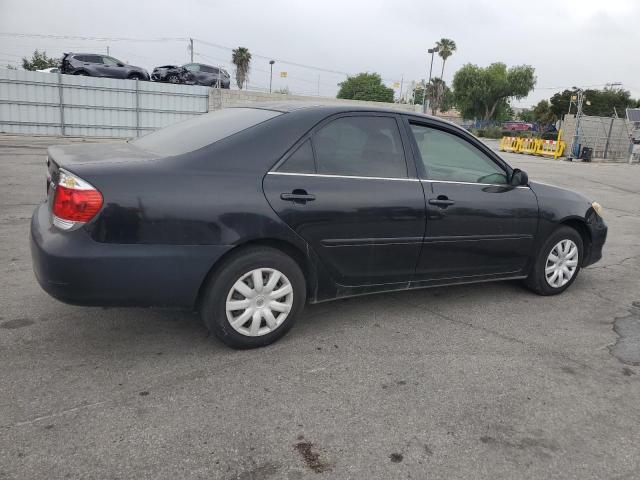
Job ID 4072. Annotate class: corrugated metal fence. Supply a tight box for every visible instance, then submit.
[0,68,209,138]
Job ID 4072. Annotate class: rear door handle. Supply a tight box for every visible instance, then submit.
[428,197,455,207]
[281,191,315,202]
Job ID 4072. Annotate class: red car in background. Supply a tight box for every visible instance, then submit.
[503,121,534,131]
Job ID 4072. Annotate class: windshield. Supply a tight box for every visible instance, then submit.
[132,108,282,156]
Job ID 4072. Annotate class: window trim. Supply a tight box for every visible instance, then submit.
[402,116,513,184]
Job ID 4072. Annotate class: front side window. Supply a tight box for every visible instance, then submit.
[183,64,200,72]
[410,124,507,184]
[102,56,121,66]
[312,116,407,178]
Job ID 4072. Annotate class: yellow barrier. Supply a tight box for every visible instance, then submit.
[499,135,566,159]
[535,139,565,159]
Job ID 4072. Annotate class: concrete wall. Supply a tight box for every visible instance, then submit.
[560,114,632,161]
[208,88,421,113]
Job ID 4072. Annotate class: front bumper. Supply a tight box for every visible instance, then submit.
[30,203,230,308]
[584,215,607,267]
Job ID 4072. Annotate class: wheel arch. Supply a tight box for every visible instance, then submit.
[559,217,592,265]
[193,237,317,312]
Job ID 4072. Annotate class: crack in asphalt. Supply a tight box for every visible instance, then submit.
[609,302,640,366]
[587,254,640,270]
[419,305,593,370]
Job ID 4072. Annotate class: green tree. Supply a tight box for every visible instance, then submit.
[337,73,394,103]
[231,47,252,89]
[22,49,59,71]
[412,81,425,105]
[550,87,636,117]
[452,63,536,121]
[518,109,535,122]
[425,77,452,114]
[532,99,556,129]
[436,38,457,80]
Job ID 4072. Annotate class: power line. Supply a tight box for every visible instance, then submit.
[0,32,188,42]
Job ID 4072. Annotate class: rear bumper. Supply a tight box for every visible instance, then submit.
[30,203,230,308]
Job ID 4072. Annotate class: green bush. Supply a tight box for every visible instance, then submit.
[474,125,503,139]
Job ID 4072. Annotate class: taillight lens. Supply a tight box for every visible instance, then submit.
[52,169,103,230]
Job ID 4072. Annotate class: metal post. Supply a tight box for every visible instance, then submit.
[269,60,275,93]
[57,71,65,136]
[317,75,320,96]
[424,47,438,114]
[426,51,435,113]
[399,75,404,103]
[189,38,194,63]
[135,78,140,137]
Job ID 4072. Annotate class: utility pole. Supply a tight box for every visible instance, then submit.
[424,46,439,114]
[189,38,194,63]
[106,45,110,56]
[269,60,275,93]
[570,88,585,158]
[317,75,320,96]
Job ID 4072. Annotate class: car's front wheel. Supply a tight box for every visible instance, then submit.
[201,247,306,349]
[525,226,583,295]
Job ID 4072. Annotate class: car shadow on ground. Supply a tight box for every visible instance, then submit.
[36,279,533,359]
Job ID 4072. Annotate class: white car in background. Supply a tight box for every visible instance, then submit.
[36,67,59,73]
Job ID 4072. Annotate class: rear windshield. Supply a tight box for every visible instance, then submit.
[132,108,282,156]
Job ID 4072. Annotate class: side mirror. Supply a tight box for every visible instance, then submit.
[511,168,528,186]
[117,63,125,67]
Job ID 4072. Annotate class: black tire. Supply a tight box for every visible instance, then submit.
[167,74,180,84]
[74,70,89,76]
[524,226,583,295]
[200,247,306,349]
[128,73,143,80]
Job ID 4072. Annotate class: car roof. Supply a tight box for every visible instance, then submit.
[236,102,460,126]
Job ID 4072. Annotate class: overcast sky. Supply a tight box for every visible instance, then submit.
[1,0,638,107]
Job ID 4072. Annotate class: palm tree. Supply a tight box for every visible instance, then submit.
[426,77,447,114]
[231,47,252,90]
[436,38,457,80]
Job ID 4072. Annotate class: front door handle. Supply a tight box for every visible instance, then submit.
[281,190,315,203]
[428,196,455,207]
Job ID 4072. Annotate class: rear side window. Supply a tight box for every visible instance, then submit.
[201,65,216,73]
[277,140,316,174]
[84,55,103,64]
[410,124,508,184]
[132,108,282,156]
[312,116,407,178]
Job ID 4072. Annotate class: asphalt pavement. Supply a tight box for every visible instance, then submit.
[1,134,639,479]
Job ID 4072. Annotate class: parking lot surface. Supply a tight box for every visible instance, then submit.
[1,134,639,479]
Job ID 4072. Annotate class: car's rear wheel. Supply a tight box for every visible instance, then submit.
[525,226,583,295]
[128,73,144,80]
[200,247,306,349]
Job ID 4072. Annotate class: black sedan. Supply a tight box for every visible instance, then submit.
[30,105,607,348]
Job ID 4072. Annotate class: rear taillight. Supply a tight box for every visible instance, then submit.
[51,169,103,230]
